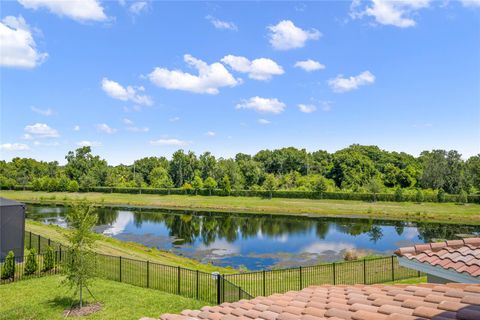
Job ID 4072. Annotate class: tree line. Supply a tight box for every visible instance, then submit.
[0,144,479,198]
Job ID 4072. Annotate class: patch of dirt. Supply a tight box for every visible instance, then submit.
[63,302,102,317]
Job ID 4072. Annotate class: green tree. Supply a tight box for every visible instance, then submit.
[311,175,328,194]
[204,176,217,195]
[191,176,203,195]
[63,202,98,308]
[221,175,231,195]
[67,180,79,192]
[437,188,446,203]
[181,182,193,195]
[457,190,468,204]
[1,251,15,279]
[263,174,278,199]
[466,155,480,190]
[24,248,38,276]
[43,246,55,272]
[394,187,404,202]
[415,189,424,203]
[149,167,174,189]
[366,178,383,202]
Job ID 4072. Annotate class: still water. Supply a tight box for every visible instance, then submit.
[27,204,480,270]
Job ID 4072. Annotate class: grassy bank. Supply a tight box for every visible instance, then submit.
[0,276,204,320]
[2,190,480,224]
[25,220,232,274]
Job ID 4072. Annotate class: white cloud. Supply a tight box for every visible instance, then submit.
[18,0,107,22]
[24,123,59,138]
[126,126,149,132]
[31,106,53,116]
[0,143,30,151]
[205,131,216,137]
[350,0,431,28]
[148,54,241,94]
[150,138,189,146]
[461,0,480,7]
[236,97,286,114]
[328,71,375,93]
[221,55,284,81]
[33,140,59,147]
[129,1,149,15]
[268,20,321,50]
[0,16,48,68]
[258,119,271,125]
[294,59,325,72]
[96,123,117,134]
[73,125,80,131]
[76,140,102,147]
[169,117,180,122]
[101,78,153,106]
[320,101,333,112]
[206,15,237,31]
[298,104,317,113]
[123,118,133,125]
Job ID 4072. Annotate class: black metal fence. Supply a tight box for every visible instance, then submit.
[1,231,423,304]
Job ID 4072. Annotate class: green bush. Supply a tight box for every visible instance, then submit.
[394,188,404,202]
[43,246,55,272]
[24,249,38,275]
[67,180,79,192]
[1,251,15,279]
[415,189,424,203]
[457,190,468,204]
[437,188,446,203]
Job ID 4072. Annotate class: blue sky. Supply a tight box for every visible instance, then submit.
[1,0,479,165]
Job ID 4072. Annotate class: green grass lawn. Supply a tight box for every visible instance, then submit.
[2,190,480,224]
[0,275,205,320]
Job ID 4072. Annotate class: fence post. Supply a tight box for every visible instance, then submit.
[216,274,221,305]
[29,231,32,249]
[333,262,336,285]
[363,259,367,284]
[59,245,62,262]
[299,266,303,290]
[146,260,149,288]
[37,234,41,253]
[391,256,395,281]
[263,270,266,296]
[238,286,241,300]
[177,266,181,295]
[119,256,122,282]
[54,251,57,274]
[196,270,199,300]
[48,238,51,247]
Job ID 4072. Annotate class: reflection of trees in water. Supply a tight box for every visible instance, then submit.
[415,223,480,243]
[97,208,119,225]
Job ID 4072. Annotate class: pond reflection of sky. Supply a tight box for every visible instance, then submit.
[27,205,479,270]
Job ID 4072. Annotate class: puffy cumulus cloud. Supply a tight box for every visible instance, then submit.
[0,143,30,151]
[258,119,271,125]
[328,71,375,93]
[297,104,317,113]
[221,55,284,81]
[24,123,59,138]
[350,0,431,28]
[148,54,241,94]
[96,123,117,134]
[150,138,190,146]
[18,0,107,22]
[76,140,102,147]
[236,97,286,114]
[101,78,153,106]
[206,15,238,31]
[0,16,48,68]
[268,20,320,50]
[294,59,325,72]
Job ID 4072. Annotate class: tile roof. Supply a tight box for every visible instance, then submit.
[156,283,480,320]
[395,238,480,278]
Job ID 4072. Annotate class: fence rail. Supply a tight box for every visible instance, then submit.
[1,231,423,304]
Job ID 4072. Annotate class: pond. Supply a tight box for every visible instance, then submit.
[27,204,480,270]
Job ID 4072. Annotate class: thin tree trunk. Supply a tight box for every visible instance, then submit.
[80,282,83,308]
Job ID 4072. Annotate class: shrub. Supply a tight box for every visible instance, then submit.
[181,183,193,195]
[43,246,55,272]
[343,249,359,261]
[457,190,468,204]
[437,188,446,203]
[67,180,79,192]
[24,249,38,275]
[1,251,15,279]
[394,187,404,202]
[415,189,424,203]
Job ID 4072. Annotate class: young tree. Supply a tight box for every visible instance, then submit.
[222,175,231,195]
[415,189,424,203]
[67,180,79,192]
[204,176,217,195]
[43,246,55,272]
[263,174,278,199]
[311,176,328,195]
[437,188,446,203]
[457,190,468,204]
[24,248,38,276]
[63,202,98,308]
[1,251,15,280]
[394,187,404,202]
[366,178,382,202]
[181,182,193,195]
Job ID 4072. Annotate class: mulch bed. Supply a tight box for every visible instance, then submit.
[63,302,102,317]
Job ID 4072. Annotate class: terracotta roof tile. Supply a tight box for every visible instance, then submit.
[157,284,480,320]
[395,238,480,278]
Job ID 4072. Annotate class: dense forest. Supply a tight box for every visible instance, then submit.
[1,145,479,200]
